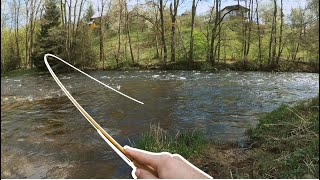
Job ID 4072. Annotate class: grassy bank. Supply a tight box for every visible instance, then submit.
[134,124,209,158]
[135,96,319,178]
[246,96,319,178]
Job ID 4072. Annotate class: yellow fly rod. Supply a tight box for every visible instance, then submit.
[44,54,157,177]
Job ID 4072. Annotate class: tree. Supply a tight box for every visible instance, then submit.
[159,0,167,63]
[32,0,64,70]
[169,0,179,63]
[116,0,124,67]
[124,0,135,63]
[268,0,277,65]
[71,4,97,70]
[288,8,305,62]
[13,0,22,69]
[84,3,94,22]
[255,0,262,68]
[25,0,43,69]
[275,0,284,64]
[188,0,199,65]
[98,0,108,69]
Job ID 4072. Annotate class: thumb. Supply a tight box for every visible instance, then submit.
[132,168,158,179]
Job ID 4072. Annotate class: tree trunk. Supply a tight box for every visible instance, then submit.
[268,0,277,65]
[136,0,140,62]
[99,1,106,69]
[125,0,134,63]
[209,0,219,65]
[116,0,123,67]
[217,0,221,63]
[25,0,29,68]
[14,0,21,68]
[170,0,179,63]
[276,0,283,64]
[271,0,277,65]
[244,0,253,66]
[159,0,167,63]
[189,0,198,65]
[255,0,262,68]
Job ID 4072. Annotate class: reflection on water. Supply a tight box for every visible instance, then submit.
[1,70,319,178]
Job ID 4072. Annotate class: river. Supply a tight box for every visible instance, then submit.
[1,70,319,178]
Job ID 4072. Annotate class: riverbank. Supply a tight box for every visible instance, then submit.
[135,96,319,178]
[93,59,319,73]
[1,59,319,77]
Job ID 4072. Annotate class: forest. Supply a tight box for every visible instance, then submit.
[1,0,319,73]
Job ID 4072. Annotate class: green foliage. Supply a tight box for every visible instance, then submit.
[84,4,94,22]
[1,0,319,72]
[136,124,208,158]
[192,30,207,61]
[72,23,98,69]
[247,96,319,178]
[32,0,63,71]
[3,40,21,71]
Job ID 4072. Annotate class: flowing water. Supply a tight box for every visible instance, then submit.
[1,70,319,178]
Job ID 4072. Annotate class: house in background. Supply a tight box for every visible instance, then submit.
[219,5,249,20]
[88,15,100,29]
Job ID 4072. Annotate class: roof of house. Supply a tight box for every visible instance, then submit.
[220,4,249,12]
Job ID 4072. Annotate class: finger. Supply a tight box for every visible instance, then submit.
[124,146,160,168]
[135,168,158,179]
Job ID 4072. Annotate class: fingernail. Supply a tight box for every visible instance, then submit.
[135,169,141,176]
[123,145,130,150]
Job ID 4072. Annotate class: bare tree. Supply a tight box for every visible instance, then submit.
[159,0,167,63]
[124,0,135,63]
[13,0,21,68]
[99,0,108,69]
[188,0,200,65]
[255,0,262,68]
[25,0,43,68]
[116,0,124,67]
[209,0,240,65]
[268,0,277,65]
[276,0,283,64]
[243,0,254,66]
[169,0,179,63]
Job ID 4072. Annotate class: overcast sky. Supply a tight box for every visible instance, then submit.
[90,0,308,16]
[196,0,307,15]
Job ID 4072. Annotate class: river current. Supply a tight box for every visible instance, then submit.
[1,70,319,178]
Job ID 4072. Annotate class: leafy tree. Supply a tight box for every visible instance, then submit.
[32,0,64,70]
[3,39,20,71]
[72,6,97,69]
[84,4,94,22]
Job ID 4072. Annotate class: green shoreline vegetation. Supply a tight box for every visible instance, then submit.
[135,96,319,178]
[1,0,319,75]
[2,60,318,78]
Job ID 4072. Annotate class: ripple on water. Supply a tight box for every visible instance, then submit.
[152,75,160,78]
[60,76,71,80]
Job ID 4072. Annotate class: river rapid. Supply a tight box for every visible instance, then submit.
[1,70,319,178]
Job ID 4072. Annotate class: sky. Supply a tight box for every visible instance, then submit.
[178,0,308,15]
[90,0,308,17]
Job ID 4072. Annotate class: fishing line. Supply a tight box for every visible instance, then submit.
[44,53,142,169]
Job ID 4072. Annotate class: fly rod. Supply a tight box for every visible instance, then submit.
[44,54,156,176]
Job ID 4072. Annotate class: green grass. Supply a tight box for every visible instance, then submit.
[247,96,319,178]
[135,124,208,158]
[135,96,319,178]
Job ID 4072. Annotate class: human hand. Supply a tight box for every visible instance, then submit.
[124,146,212,179]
